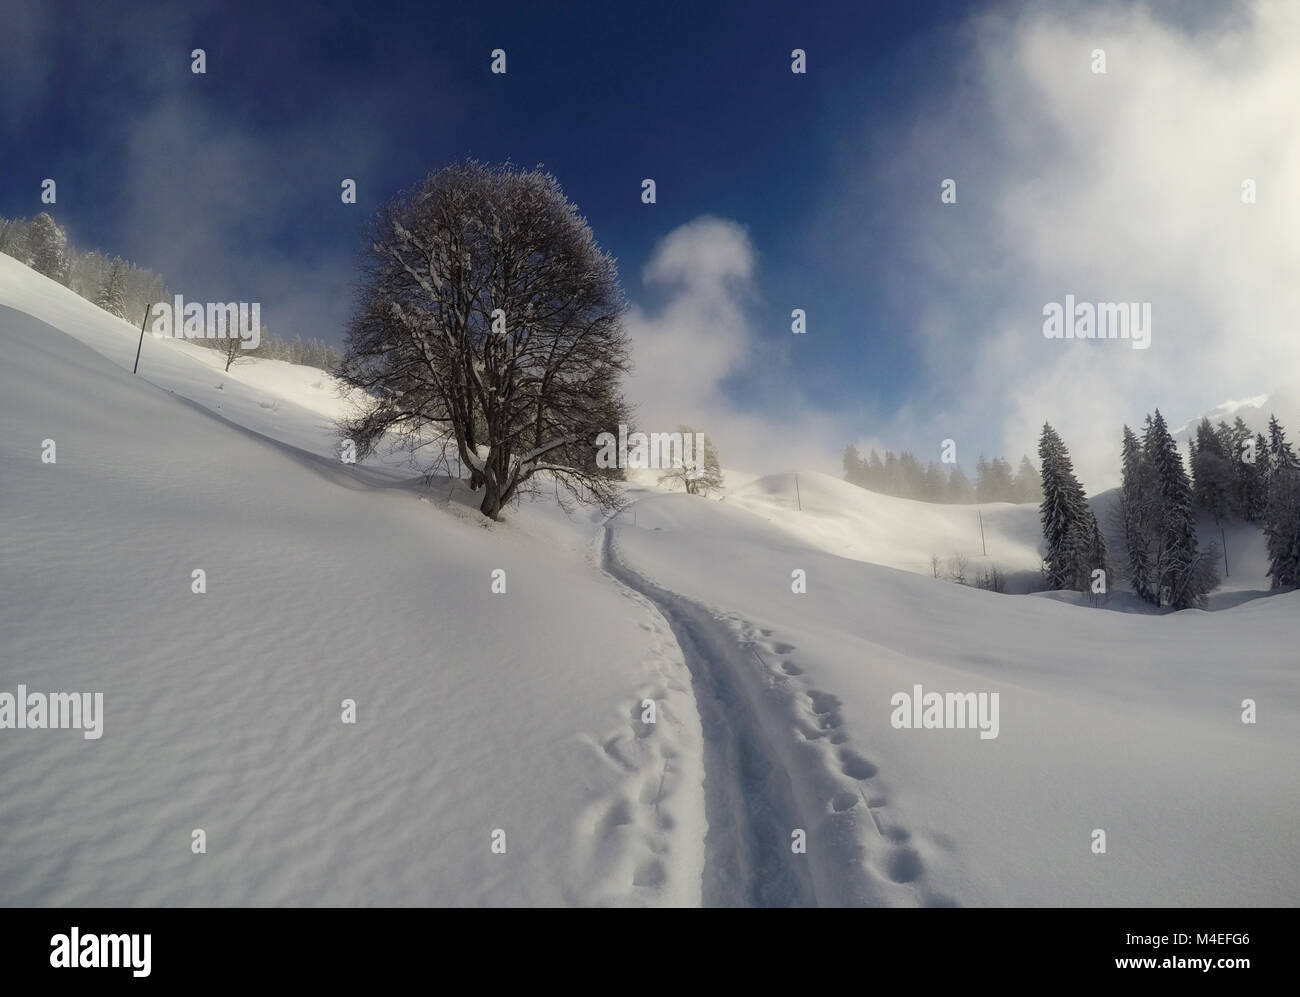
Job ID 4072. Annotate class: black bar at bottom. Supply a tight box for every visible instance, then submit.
[0,909,1276,983]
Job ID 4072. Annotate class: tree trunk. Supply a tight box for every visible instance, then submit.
[479,489,503,520]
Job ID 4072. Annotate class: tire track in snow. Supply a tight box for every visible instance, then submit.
[602,520,819,907]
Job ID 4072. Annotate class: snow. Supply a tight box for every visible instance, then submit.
[725,471,1046,581]
[2,251,1295,907]
[0,256,705,905]
[607,481,1300,906]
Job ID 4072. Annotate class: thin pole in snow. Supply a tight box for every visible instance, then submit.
[1221,525,1229,578]
[978,508,987,556]
[794,472,802,511]
[132,302,152,374]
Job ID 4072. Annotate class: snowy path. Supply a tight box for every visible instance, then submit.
[602,515,923,907]
[602,521,815,905]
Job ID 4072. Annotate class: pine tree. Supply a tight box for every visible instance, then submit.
[1191,417,1234,523]
[95,258,127,318]
[975,455,991,503]
[842,445,865,486]
[923,460,945,502]
[27,212,68,281]
[898,451,924,499]
[1118,424,1157,604]
[866,450,884,490]
[883,451,900,496]
[1083,511,1109,598]
[946,464,972,503]
[988,457,1015,502]
[1263,415,1300,588]
[1013,455,1042,503]
[1246,431,1270,522]
[1145,410,1215,609]
[1038,423,1092,591]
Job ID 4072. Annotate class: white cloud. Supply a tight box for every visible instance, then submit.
[624,217,845,475]
[824,0,1300,491]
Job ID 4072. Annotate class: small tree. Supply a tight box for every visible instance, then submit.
[659,425,724,496]
[220,333,250,372]
[976,564,1006,593]
[947,552,968,585]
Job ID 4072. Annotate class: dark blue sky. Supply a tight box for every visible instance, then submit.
[1,0,984,433]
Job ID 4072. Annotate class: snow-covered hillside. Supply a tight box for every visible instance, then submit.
[607,490,1300,906]
[726,472,1045,579]
[2,252,1296,907]
[0,259,706,905]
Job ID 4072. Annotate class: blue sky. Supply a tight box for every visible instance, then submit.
[3,0,1295,483]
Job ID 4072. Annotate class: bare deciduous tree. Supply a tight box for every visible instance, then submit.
[658,425,724,496]
[337,162,632,520]
[220,333,248,372]
[947,552,968,585]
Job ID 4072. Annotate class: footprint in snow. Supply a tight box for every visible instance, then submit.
[830,791,860,812]
[838,748,878,780]
[885,847,924,884]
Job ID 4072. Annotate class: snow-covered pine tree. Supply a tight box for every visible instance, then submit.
[1038,423,1091,591]
[975,455,991,503]
[27,212,69,281]
[1263,415,1300,588]
[866,449,885,490]
[95,258,127,318]
[899,451,924,499]
[1013,455,1042,503]
[923,460,945,502]
[1191,417,1235,523]
[988,457,1015,502]
[1220,418,1254,521]
[946,463,972,504]
[1246,431,1271,522]
[1083,510,1109,598]
[842,444,865,486]
[1118,424,1157,604]
[1145,409,1216,609]
[883,451,900,496]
